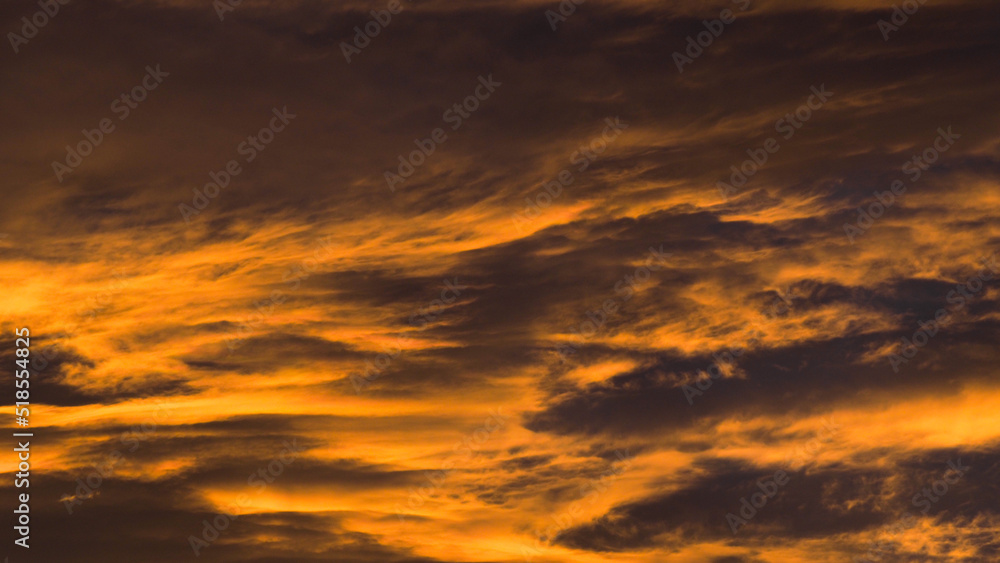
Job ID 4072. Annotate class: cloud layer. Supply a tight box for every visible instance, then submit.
[2,0,1000,561]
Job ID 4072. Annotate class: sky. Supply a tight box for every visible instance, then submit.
[2,0,1000,561]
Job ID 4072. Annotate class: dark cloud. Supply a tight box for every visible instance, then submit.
[556,448,1000,554]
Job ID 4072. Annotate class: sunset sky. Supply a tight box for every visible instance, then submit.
[2,0,1000,561]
